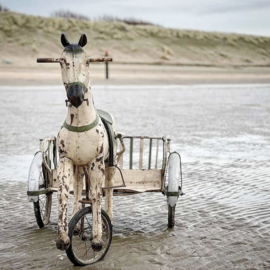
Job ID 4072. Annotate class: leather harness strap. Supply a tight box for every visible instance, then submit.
[63,113,99,132]
[63,109,115,167]
[100,117,114,166]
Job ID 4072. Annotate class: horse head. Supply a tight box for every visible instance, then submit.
[60,33,89,108]
[37,33,112,108]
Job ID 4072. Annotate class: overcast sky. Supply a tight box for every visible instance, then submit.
[2,0,270,37]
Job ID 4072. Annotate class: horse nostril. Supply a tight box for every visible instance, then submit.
[66,83,86,108]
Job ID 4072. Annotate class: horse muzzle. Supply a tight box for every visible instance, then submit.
[66,83,86,108]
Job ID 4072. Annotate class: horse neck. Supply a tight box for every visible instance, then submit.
[65,86,96,126]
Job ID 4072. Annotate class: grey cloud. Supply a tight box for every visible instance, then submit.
[1,0,270,36]
[199,0,270,15]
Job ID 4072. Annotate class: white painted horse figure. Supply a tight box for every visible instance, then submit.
[45,34,117,251]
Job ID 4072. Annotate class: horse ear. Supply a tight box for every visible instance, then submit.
[78,34,87,47]
[61,33,70,47]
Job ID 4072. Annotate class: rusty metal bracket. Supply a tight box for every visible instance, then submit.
[66,98,89,107]
[102,165,126,190]
[83,98,89,106]
[116,136,125,165]
[27,188,54,196]
[79,198,92,205]
[162,186,184,197]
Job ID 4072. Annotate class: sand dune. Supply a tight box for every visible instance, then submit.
[1,12,270,68]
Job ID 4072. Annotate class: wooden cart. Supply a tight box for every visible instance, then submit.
[27,133,183,265]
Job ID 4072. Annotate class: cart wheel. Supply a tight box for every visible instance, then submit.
[166,152,181,228]
[33,164,52,228]
[66,206,112,266]
[33,193,52,228]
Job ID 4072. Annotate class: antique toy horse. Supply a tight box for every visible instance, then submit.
[38,33,117,251]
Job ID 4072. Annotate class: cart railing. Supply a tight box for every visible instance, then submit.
[39,135,171,192]
[118,136,169,169]
[116,135,171,191]
[39,137,57,187]
[40,137,57,170]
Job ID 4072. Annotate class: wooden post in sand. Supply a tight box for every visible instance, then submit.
[105,50,109,79]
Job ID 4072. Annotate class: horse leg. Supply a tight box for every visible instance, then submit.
[71,166,84,219]
[105,166,116,222]
[55,157,74,250]
[90,155,105,251]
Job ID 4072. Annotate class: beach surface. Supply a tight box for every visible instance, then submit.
[0,83,270,269]
[1,64,270,86]
[1,10,270,270]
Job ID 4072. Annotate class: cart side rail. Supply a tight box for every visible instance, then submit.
[39,135,171,192]
[111,169,162,192]
[116,135,170,191]
[40,137,57,172]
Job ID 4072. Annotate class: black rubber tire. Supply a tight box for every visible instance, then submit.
[168,205,176,228]
[66,206,112,266]
[33,193,52,228]
[33,163,52,228]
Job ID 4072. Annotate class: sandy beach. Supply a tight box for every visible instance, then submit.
[1,64,270,86]
[1,178,270,270]
[1,7,270,270]
[0,82,270,269]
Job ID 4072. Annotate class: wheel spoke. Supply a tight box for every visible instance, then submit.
[39,198,45,209]
[85,215,92,228]
[39,197,46,219]
[82,242,92,259]
[33,164,52,228]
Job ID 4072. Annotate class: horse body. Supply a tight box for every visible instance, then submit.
[54,34,116,251]
[58,111,110,165]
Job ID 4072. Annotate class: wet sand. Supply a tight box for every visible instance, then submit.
[1,84,270,269]
[1,180,270,270]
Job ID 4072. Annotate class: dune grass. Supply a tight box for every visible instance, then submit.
[0,12,270,67]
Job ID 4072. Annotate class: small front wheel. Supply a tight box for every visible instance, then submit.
[66,206,112,266]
